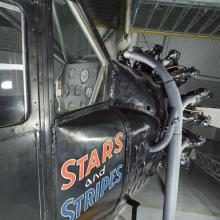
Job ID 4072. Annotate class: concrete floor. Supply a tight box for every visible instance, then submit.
[116,164,220,220]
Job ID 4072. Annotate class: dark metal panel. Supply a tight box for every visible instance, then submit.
[119,110,162,196]
[35,0,56,220]
[54,106,163,220]
[0,132,40,220]
[108,62,166,122]
[103,109,163,220]
[54,109,126,220]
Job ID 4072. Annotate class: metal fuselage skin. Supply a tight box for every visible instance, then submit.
[0,1,166,220]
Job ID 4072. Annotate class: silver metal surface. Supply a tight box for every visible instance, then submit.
[89,65,105,105]
[21,11,28,121]
[54,54,65,65]
[52,2,67,62]
[163,133,182,220]
[0,1,21,12]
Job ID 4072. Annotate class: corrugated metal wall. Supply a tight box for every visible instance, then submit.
[137,34,220,79]
[135,34,220,107]
[163,37,220,79]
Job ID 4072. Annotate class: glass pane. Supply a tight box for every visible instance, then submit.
[0,3,26,127]
[53,0,106,115]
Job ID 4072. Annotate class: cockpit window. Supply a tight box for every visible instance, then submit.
[0,3,27,127]
[53,0,107,115]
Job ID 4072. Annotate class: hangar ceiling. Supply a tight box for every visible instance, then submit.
[84,0,122,28]
[84,0,220,38]
[132,0,220,37]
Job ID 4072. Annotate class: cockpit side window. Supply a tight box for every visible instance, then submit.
[53,0,108,115]
[0,2,27,127]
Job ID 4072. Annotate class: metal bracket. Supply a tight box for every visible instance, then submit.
[125,196,141,220]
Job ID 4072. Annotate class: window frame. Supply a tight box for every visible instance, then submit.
[0,1,28,128]
[52,0,111,116]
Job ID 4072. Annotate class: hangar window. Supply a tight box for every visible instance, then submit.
[53,0,108,115]
[0,3,27,127]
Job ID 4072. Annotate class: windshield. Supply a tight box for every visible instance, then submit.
[53,0,107,115]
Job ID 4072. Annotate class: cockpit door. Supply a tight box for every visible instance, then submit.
[51,1,126,220]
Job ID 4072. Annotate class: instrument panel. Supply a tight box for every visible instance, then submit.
[55,62,101,114]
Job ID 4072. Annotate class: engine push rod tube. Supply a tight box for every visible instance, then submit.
[182,88,211,109]
[124,51,183,220]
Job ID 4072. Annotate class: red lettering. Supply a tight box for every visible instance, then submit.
[61,131,124,190]
[114,132,124,154]
[77,154,88,181]
[102,140,113,163]
[61,159,76,191]
[86,149,101,176]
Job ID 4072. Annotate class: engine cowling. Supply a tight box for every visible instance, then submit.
[54,61,167,220]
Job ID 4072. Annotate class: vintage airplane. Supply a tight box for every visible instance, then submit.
[0,1,211,220]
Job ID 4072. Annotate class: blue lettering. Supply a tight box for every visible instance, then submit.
[60,164,124,220]
[73,194,84,218]
[61,198,75,220]
[84,188,95,212]
[115,164,123,184]
[95,181,100,202]
[109,169,116,190]
[100,176,110,198]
